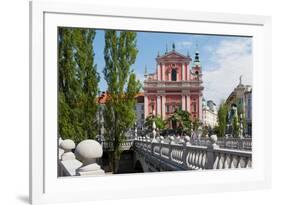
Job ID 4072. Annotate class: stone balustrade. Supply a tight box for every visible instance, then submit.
[134,135,252,171]
[190,137,252,151]
[97,139,134,151]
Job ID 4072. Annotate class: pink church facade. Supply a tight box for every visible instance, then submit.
[143,45,204,122]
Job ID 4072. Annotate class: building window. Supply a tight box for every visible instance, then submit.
[171,69,177,81]
[141,114,144,119]
[141,105,144,111]
[166,105,169,113]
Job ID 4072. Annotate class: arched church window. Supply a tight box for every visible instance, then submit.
[171,69,177,81]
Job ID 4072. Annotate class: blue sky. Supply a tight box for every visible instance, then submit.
[93,30,252,105]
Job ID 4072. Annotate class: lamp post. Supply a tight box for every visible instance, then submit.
[134,122,138,140]
[197,126,203,140]
[151,109,157,142]
[239,113,243,138]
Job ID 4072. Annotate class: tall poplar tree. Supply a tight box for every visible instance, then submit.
[73,28,100,141]
[58,27,99,144]
[217,101,228,137]
[103,31,141,173]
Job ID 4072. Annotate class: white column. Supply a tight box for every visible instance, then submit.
[144,95,148,119]
[169,70,171,81]
[162,64,165,81]
[182,64,185,81]
[181,95,185,111]
[186,96,190,112]
[199,95,203,121]
[161,96,166,119]
[186,64,189,80]
[157,64,161,80]
[157,96,161,117]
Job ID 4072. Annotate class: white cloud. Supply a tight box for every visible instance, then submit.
[203,38,252,105]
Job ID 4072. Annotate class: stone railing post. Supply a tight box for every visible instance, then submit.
[58,137,65,160]
[206,135,219,169]
[182,135,190,169]
[168,136,175,161]
[60,139,76,161]
[75,140,105,176]
[238,139,243,150]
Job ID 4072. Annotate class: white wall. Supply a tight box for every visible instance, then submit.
[0,0,280,204]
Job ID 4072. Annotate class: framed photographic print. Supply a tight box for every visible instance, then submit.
[30,0,272,204]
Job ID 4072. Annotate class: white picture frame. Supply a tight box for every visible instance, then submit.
[30,0,272,204]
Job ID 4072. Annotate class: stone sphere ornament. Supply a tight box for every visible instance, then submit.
[75,140,103,164]
[210,134,218,144]
[184,135,191,145]
[60,139,75,151]
[209,135,219,148]
[75,140,105,176]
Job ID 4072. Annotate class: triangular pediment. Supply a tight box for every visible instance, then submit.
[157,51,190,61]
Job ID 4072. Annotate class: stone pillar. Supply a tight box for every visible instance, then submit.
[199,95,203,121]
[157,64,161,80]
[181,95,186,111]
[169,71,171,81]
[186,96,190,112]
[162,64,165,81]
[182,63,185,81]
[60,139,76,161]
[186,64,189,80]
[144,95,148,118]
[161,96,166,119]
[157,96,161,117]
[75,140,105,176]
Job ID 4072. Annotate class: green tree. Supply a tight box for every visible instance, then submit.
[166,110,192,135]
[73,29,100,141]
[103,30,141,173]
[144,115,166,130]
[58,28,99,144]
[192,118,200,132]
[217,101,228,137]
[202,125,210,138]
[232,114,239,137]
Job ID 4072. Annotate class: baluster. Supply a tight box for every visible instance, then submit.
[218,153,224,169]
[213,154,219,169]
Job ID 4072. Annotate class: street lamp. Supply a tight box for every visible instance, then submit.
[151,109,157,142]
[197,126,203,140]
[239,113,244,138]
[134,122,138,140]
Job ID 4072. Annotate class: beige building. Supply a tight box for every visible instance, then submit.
[202,99,217,128]
[225,76,252,136]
